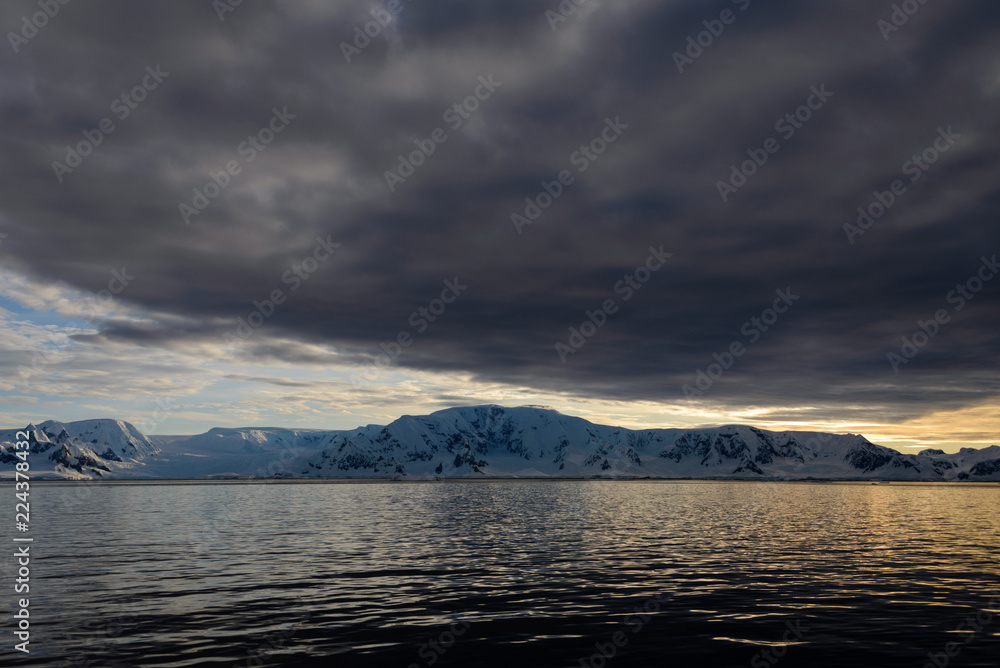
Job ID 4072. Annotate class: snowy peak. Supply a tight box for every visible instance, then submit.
[42,418,157,458]
[914,444,1000,479]
[0,418,159,478]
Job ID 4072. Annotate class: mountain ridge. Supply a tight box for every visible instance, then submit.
[1,405,998,482]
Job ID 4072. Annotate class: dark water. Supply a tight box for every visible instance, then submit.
[2,480,999,667]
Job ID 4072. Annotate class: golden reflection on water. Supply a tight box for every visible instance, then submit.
[6,480,1000,667]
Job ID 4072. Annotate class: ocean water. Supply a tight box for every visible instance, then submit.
[2,480,999,667]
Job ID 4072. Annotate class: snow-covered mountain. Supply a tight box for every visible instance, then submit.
[292,405,1000,482]
[145,427,342,479]
[0,419,158,479]
[1,406,998,481]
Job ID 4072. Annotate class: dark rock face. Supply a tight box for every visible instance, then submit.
[29,430,58,455]
[48,445,110,473]
[733,459,764,475]
[845,443,895,472]
[659,434,715,463]
[453,446,487,471]
[404,449,434,463]
[969,458,1000,477]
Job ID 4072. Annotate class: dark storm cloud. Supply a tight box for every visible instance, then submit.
[1,0,998,421]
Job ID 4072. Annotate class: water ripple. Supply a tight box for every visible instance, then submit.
[1,480,998,667]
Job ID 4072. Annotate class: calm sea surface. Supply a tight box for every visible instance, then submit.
[2,480,999,667]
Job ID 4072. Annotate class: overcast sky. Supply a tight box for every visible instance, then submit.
[1,0,998,451]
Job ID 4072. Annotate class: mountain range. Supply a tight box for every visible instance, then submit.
[1,405,998,481]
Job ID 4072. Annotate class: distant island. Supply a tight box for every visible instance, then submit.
[2,405,998,482]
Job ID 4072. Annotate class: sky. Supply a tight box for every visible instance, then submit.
[0,0,998,452]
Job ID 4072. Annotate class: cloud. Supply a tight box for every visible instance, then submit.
[0,0,997,443]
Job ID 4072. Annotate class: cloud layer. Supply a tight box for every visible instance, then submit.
[1,0,998,445]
